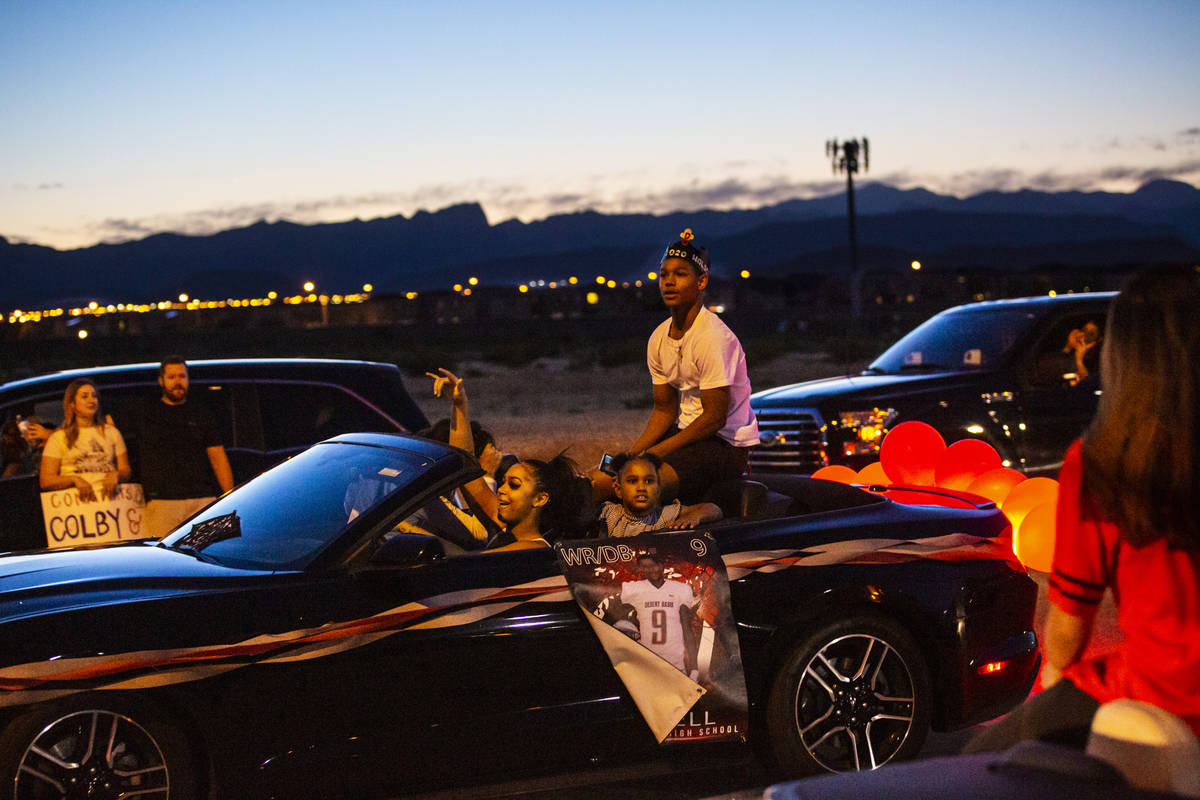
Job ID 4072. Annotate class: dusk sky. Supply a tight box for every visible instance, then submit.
[2,0,1197,251]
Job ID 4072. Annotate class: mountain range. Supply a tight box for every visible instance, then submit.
[2,180,1198,309]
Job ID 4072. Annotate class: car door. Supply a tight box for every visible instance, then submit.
[226,545,653,796]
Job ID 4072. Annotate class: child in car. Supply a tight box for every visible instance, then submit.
[598,452,722,537]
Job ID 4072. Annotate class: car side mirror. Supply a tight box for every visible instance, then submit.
[370,532,446,565]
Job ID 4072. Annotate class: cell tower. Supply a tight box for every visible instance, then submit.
[826,137,870,319]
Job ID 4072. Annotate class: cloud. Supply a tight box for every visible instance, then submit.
[66,158,1200,248]
[892,159,1200,197]
[9,182,65,191]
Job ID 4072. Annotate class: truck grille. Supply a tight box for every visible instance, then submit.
[749,410,826,474]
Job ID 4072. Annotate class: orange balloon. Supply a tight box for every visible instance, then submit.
[1014,500,1057,573]
[811,465,858,484]
[856,461,890,485]
[880,421,946,485]
[1002,476,1059,531]
[935,439,1003,490]
[966,468,1028,505]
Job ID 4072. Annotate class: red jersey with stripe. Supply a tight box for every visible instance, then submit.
[1049,441,1200,735]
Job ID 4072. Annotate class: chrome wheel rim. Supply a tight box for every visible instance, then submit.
[15,710,170,800]
[793,633,916,772]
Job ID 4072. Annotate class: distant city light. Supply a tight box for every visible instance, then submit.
[648,271,657,280]
[462,288,472,296]
[303,281,315,292]
[1048,290,1057,297]
[586,292,599,305]
[468,276,478,286]
[595,275,605,284]
[362,283,373,292]
[77,330,88,339]
[568,276,578,285]
[739,269,750,279]
[519,285,529,293]
[178,293,189,302]
[606,280,616,288]
[405,291,418,300]
[911,261,922,271]
[268,291,277,299]
[453,283,463,292]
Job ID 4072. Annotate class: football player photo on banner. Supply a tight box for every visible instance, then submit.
[555,532,748,744]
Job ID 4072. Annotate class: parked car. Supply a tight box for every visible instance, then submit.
[0,359,429,552]
[750,293,1114,478]
[0,433,1039,798]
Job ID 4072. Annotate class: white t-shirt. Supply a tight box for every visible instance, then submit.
[43,425,127,476]
[647,307,759,448]
[620,577,698,671]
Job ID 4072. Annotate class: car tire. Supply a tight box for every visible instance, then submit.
[765,614,932,776]
[0,701,200,800]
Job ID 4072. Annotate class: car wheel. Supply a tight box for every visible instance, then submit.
[765,615,932,775]
[1,704,199,800]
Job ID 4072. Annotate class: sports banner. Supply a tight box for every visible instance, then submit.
[555,532,748,744]
[41,483,147,548]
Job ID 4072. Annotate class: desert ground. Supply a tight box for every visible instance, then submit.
[405,351,866,470]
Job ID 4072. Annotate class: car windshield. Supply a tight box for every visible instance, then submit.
[868,306,1037,373]
[160,441,430,570]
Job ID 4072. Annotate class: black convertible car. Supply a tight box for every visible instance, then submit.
[0,434,1039,799]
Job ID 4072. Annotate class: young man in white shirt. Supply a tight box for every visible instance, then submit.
[624,229,759,504]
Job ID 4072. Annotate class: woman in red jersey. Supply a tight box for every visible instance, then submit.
[968,267,1200,751]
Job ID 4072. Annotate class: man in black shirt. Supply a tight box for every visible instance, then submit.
[137,357,234,538]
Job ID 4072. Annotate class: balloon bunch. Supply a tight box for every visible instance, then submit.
[811,421,1057,572]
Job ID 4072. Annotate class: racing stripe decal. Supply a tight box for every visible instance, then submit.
[0,575,570,704]
[0,535,1007,704]
[722,533,1014,579]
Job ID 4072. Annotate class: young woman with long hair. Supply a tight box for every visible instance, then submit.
[426,368,588,550]
[39,379,132,502]
[968,267,1200,750]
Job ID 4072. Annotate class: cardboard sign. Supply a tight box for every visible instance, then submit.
[41,484,147,548]
[556,532,748,744]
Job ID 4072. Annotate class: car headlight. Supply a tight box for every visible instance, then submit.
[837,408,898,457]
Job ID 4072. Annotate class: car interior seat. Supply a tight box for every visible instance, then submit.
[705,479,792,519]
[706,479,768,519]
[1085,699,1200,798]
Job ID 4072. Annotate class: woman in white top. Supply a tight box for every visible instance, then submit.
[39,379,131,502]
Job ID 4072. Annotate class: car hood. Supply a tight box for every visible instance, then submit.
[0,542,274,621]
[750,370,990,408]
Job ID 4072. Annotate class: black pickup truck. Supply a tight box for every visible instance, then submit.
[750,293,1114,479]
[0,358,429,551]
